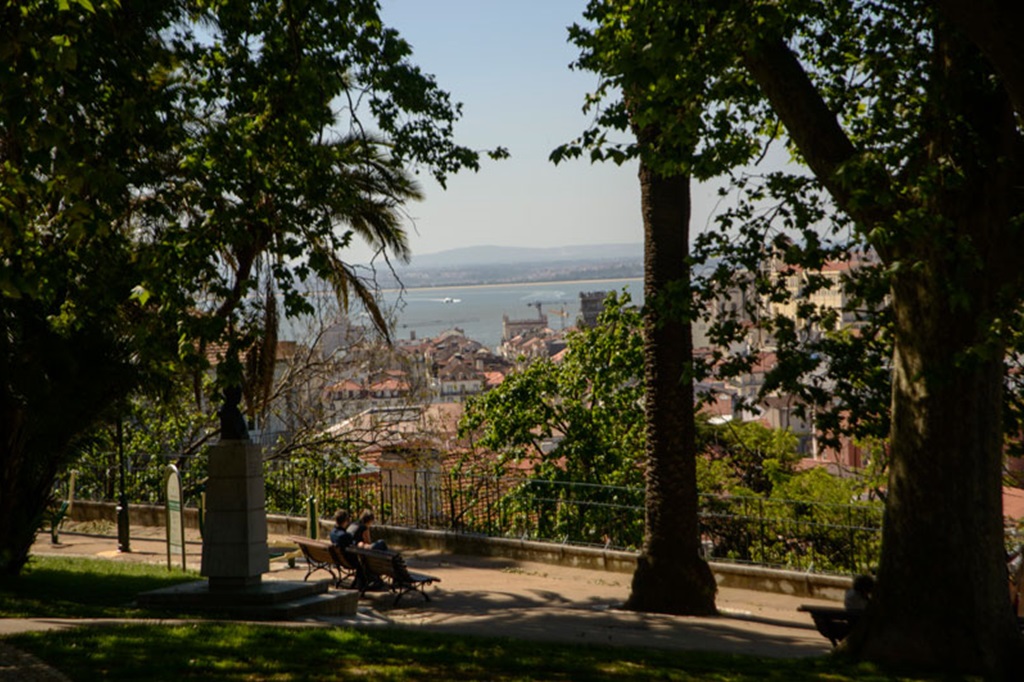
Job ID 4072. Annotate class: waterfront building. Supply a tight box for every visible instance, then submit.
[501,308,548,341]
[578,291,607,328]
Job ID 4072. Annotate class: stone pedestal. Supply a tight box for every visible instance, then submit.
[200,440,269,590]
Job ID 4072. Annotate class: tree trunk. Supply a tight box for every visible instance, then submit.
[0,309,130,575]
[846,239,1024,676]
[0,414,60,575]
[844,22,1024,676]
[743,18,1024,675]
[625,158,717,615]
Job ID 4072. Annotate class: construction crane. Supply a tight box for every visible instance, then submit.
[549,307,569,330]
[527,301,571,329]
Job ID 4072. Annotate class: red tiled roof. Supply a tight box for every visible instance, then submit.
[698,394,734,418]
[1005,486,1024,523]
[368,378,409,392]
[749,351,778,374]
[326,379,362,392]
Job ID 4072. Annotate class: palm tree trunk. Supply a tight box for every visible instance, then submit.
[625,157,717,615]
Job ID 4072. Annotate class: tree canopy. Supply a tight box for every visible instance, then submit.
[0,0,498,575]
[559,0,1024,675]
[461,293,645,486]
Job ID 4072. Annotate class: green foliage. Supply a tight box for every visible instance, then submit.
[162,0,502,390]
[0,0,496,575]
[263,448,372,517]
[461,291,645,487]
[1005,305,1024,459]
[695,457,741,496]
[459,292,645,546]
[457,288,809,499]
[564,1,1024,494]
[686,164,894,453]
[553,0,768,177]
[698,416,801,495]
[771,466,863,506]
[458,292,848,551]
[696,470,883,574]
[1,0,192,575]
[757,468,882,573]
[68,379,218,505]
[631,15,1024,658]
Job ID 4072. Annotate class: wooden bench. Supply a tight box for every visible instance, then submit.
[348,547,441,605]
[800,605,1024,646]
[287,536,359,589]
[797,605,862,646]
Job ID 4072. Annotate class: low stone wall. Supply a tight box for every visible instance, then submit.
[378,525,848,601]
[68,501,847,601]
[69,501,314,539]
[71,500,196,528]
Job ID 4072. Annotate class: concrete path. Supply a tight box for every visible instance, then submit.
[1,522,836,678]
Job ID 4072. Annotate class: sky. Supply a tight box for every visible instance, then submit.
[362,0,723,262]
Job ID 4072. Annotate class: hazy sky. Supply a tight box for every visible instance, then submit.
[364,0,723,262]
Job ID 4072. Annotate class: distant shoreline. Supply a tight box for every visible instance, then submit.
[386,276,642,295]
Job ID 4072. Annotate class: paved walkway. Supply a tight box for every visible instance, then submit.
[1,522,836,679]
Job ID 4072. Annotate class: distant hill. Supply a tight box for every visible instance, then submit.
[371,243,644,288]
[408,243,643,268]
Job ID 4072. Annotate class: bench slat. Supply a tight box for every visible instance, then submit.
[349,547,440,605]
[287,536,358,589]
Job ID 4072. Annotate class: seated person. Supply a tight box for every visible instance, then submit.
[347,509,388,551]
[1008,547,1024,616]
[844,574,874,610]
[346,509,388,590]
[329,509,370,589]
[329,509,353,549]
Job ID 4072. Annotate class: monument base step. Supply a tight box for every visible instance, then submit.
[137,579,359,619]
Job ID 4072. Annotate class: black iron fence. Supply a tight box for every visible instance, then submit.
[60,454,885,575]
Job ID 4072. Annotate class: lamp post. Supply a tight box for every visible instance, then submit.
[116,417,131,552]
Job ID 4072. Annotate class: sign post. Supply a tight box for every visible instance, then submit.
[165,464,186,571]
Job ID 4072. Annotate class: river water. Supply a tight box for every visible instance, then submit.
[378,278,643,350]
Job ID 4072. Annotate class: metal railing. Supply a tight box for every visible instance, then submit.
[62,456,885,575]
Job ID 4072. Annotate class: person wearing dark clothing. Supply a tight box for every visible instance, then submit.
[329,509,368,588]
[347,509,387,551]
[329,509,353,549]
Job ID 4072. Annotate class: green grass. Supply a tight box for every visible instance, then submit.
[5,623,953,682]
[0,555,199,618]
[0,557,961,681]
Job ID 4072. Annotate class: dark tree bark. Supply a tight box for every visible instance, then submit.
[0,310,132,575]
[624,156,717,616]
[855,258,1022,673]
[0,413,57,576]
[934,0,1024,118]
[851,24,1024,674]
[743,19,1024,677]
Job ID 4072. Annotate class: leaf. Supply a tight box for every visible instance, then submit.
[130,285,151,306]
